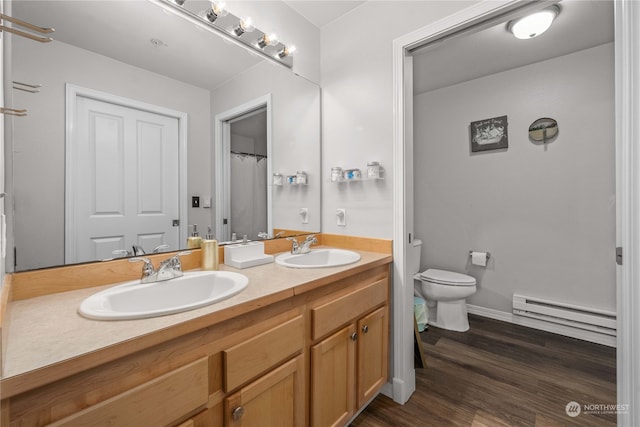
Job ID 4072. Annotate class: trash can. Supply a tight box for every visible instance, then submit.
[414,296,428,332]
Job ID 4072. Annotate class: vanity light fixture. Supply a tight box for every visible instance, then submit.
[233,17,254,37]
[277,45,296,58]
[257,33,278,49]
[204,1,228,23]
[508,5,559,40]
[150,0,294,68]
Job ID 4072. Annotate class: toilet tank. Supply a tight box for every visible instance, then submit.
[408,239,423,275]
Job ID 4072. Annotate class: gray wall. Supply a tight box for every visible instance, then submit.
[210,61,321,234]
[413,43,616,313]
[11,37,211,270]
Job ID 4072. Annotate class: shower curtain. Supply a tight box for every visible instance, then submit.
[230,153,267,240]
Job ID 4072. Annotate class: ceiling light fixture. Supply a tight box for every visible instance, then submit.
[150,0,294,68]
[508,5,560,40]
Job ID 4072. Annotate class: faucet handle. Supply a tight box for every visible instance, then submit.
[112,249,131,257]
[130,257,153,266]
[152,244,170,253]
[160,251,192,267]
[303,234,317,242]
[129,257,155,278]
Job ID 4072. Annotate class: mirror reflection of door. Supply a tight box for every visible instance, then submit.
[228,108,268,241]
[66,93,181,264]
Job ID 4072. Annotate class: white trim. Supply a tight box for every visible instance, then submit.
[467,304,616,348]
[393,0,639,412]
[615,1,640,425]
[392,0,524,405]
[64,84,188,262]
[213,94,272,241]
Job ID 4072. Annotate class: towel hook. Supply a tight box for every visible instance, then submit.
[0,107,27,117]
[0,13,54,43]
[13,81,41,93]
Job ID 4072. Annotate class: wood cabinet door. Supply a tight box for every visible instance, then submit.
[310,324,356,427]
[224,356,303,427]
[357,306,388,408]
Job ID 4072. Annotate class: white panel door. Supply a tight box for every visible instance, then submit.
[68,96,180,263]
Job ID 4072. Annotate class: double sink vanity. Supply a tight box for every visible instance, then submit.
[0,235,392,427]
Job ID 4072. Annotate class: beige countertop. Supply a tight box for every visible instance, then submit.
[1,248,391,396]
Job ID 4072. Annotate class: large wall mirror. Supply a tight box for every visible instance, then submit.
[5,0,321,271]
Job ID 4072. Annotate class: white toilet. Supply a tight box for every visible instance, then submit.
[409,239,477,332]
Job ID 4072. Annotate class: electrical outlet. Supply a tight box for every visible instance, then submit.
[336,208,346,226]
[192,196,200,208]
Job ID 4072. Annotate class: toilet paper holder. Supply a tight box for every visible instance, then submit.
[469,251,491,260]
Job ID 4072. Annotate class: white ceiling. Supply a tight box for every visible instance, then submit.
[283,0,366,28]
[412,0,614,94]
[12,0,614,95]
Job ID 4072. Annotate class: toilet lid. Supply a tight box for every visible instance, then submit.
[419,269,476,286]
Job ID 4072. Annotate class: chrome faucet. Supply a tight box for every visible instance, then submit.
[259,231,286,239]
[287,235,317,254]
[132,244,170,256]
[129,251,191,284]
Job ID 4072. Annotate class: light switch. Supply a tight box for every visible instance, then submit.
[299,208,309,224]
[336,209,346,226]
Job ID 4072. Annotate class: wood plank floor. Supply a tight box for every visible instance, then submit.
[351,315,617,427]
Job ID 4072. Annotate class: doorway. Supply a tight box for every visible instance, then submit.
[229,108,268,240]
[214,94,272,241]
[391,2,640,422]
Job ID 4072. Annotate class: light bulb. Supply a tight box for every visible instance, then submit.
[277,45,296,58]
[257,33,279,48]
[241,17,254,33]
[204,1,228,22]
[233,17,254,36]
[509,6,559,40]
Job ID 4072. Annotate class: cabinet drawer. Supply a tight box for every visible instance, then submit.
[50,358,209,427]
[224,315,304,392]
[312,279,387,340]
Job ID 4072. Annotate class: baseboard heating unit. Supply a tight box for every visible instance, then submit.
[512,294,616,336]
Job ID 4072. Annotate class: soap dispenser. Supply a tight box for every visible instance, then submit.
[201,226,219,271]
[187,224,203,249]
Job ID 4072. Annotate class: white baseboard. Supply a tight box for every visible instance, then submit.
[466,304,616,347]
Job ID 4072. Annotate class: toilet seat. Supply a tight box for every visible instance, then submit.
[418,268,476,286]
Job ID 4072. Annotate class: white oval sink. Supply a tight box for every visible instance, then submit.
[79,271,248,320]
[275,249,361,269]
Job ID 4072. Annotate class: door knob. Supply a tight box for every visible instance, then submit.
[362,325,369,334]
[232,406,245,421]
[351,332,358,341]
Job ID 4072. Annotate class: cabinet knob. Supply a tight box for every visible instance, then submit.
[232,406,245,421]
[362,325,369,334]
[351,332,358,341]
